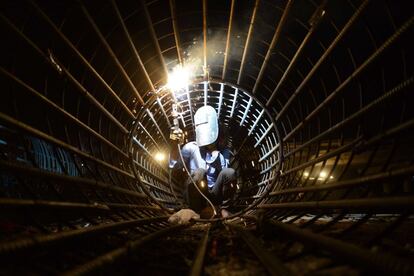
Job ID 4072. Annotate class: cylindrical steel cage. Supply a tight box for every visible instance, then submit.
[1,0,413,274]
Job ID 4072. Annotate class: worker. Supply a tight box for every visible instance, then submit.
[169,105,236,221]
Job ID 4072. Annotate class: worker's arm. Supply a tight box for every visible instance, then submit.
[169,140,180,163]
[169,142,194,169]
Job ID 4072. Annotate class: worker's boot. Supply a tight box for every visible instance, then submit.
[199,205,216,219]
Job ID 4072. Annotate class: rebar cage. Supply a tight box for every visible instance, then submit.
[1,0,413,274]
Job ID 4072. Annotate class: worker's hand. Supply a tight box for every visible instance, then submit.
[168,209,200,224]
[169,125,184,145]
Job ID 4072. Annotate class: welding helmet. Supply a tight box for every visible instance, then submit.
[194,105,219,147]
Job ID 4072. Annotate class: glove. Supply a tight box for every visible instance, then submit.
[169,118,185,145]
[168,209,200,225]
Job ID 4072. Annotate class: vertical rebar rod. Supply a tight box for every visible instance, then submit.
[140,0,169,77]
[275,0,370,120]
[230,224,292,276]
[189,225,210,276]
[266,1,326,106]
[0,216,167,255]
[252,0,293,94]
[0,112,134,178]
[222,0,235,80]
[80,2,145,105]
[269,164,414,196]
[237,0,260,85]
[28,0,135,118]
[203,0,208,79]
[62,224,189,275]
[283,75,413,158]
[0,160,148,199]
[111,0,155,92]
[169,0,183,65]
[282,15,413,142]
[0,14,129,134]
[0,67,128,157]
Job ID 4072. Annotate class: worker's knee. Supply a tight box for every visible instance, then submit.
[218,168,236,199]
[220,168,236,182]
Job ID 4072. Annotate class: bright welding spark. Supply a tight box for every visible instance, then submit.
[166,65,192,92]
[154,152,166,162]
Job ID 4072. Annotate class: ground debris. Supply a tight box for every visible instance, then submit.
[205,255,267,276]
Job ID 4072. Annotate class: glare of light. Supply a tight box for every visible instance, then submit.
[154,152,166,162]
[166,65,191,92]
[319,171,327,178]
[251,161,255,167]
[200,180,206,188]
[303,171,309,177]
[236,184,240,190]
[329,175,334,179]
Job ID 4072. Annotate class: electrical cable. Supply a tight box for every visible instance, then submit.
[167,86,218,218]
[176,143,218,218]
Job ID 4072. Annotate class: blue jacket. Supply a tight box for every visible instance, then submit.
[169,142,229,188]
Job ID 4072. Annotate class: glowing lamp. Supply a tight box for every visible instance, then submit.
[154,152,166,162]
